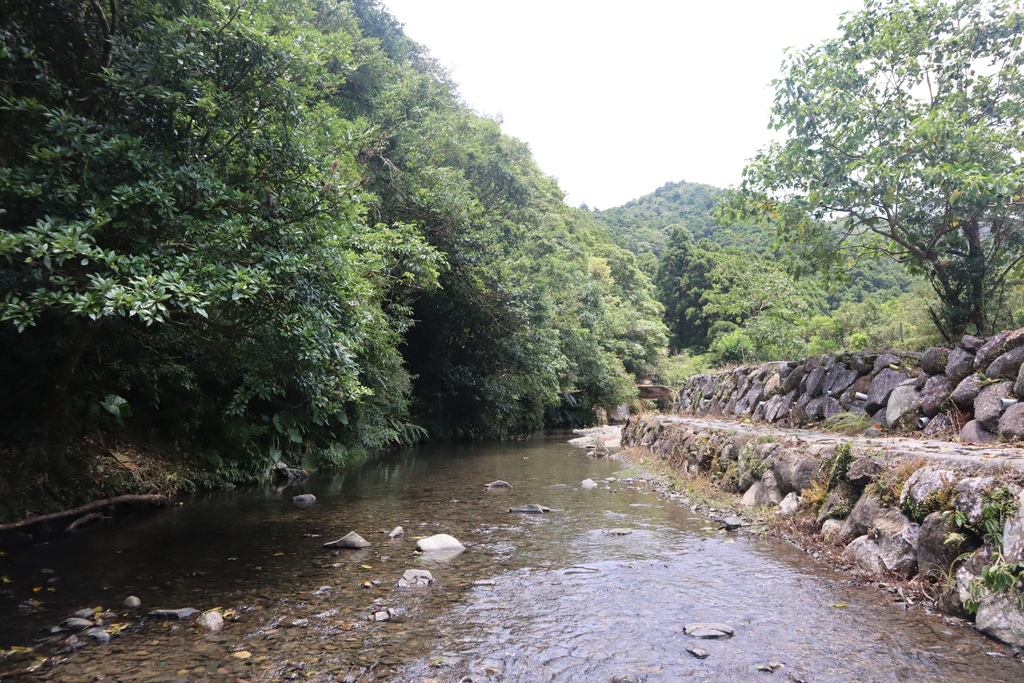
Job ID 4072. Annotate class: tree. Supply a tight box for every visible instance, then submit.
[653,228,719,351]
[728,0,1024,340]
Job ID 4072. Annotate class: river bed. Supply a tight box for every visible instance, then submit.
[1,432,1021,682]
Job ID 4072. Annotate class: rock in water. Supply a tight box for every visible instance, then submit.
[323,531,371,549]
[397,569,434,587]
[416,534,465,552]
[683,623,735,639]
[580,479,598,489]
[81,627,110,644]
[196,610,224,633]
[388,526,405,539]
[719,517,748,531]
[147,608,199,620]
[59,617,93,632]
[292,493,316,505]
[508,504,550,514]
[484,480,512,489]
[123,596,142,609]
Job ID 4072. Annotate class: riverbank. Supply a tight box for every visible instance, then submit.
[603,414,1024,651]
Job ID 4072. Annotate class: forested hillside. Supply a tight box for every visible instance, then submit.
[592,179,920,363]
[593,180,771,258]
[0,0,666,519]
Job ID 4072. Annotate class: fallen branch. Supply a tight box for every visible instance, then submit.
[0,494,169,533]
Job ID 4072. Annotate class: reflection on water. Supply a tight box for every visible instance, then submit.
[1,432,1021,682]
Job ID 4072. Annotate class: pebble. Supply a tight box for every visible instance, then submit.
[686,647,710,659]
[292,493,316,505]
[388,526,405,538]
[604,528,633,535]
[484,480,512,489]
[757,661,784,673]
[123,595,142,609]
[581,479,599,489]
[74,608,96,619]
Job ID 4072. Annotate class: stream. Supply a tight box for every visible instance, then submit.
[1,431,1022,682]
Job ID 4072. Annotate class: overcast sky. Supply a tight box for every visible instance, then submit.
[382,0,865,209]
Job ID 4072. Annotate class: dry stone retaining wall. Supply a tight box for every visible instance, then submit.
[622,414,1024,647]
[673,327,1024,444]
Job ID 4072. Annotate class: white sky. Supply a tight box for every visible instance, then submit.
[382,0,864,209]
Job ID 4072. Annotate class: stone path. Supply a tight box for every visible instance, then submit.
[576,418,1024,472]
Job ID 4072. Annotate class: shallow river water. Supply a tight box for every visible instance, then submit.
[1,432,1022,682]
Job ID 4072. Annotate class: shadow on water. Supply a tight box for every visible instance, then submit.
[0,431,1022,682]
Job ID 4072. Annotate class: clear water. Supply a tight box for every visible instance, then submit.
[1,432,1021,682]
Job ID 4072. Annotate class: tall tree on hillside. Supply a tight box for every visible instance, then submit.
[653,227,719,351]
[727,0,1024,340]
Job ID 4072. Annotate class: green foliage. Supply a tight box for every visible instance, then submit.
[948,487,1024,613]
[727,0,1024,340]
[821,411,874,436]
[821,442,854,493]
[0,0,669,517]
[593,180,773,258]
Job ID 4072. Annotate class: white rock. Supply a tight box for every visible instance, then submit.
[196,610,224,634]
[416,533,465,552]
[397,569,434,587]
[777,492,801,516]
[820,518,843,540]
[388,526,405,539]
[323,531,371,549]
[581,479,598,489]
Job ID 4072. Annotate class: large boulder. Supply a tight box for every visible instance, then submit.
[919,376,952,418]
[824,363,858,397]
[945,347,975,385]
[921,346,950,375]
[974,381,1014,432]
[416,533,465,553]
[885,384,921,428]
[772,449,822,494]
[984,346,1024,380]
[899,465,956,515]
[740,470,784,507]
[843,508,920,577]
[922,412,954,437]
[950,373,985,409]
[998,402,1024,442]
[1002,489,1024,563]
[866,368,907,413]
[975,328,1024,371]
[846,457,883,486]
[917,511,961,579]
[839,491,883,541]
[960,419,997,444]
[953,477,998,526]
[816,482,857,524]
[975,592,1024,647]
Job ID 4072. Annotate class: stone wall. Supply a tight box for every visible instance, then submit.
[672,327,1024,444]
[622,415,1024,647]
